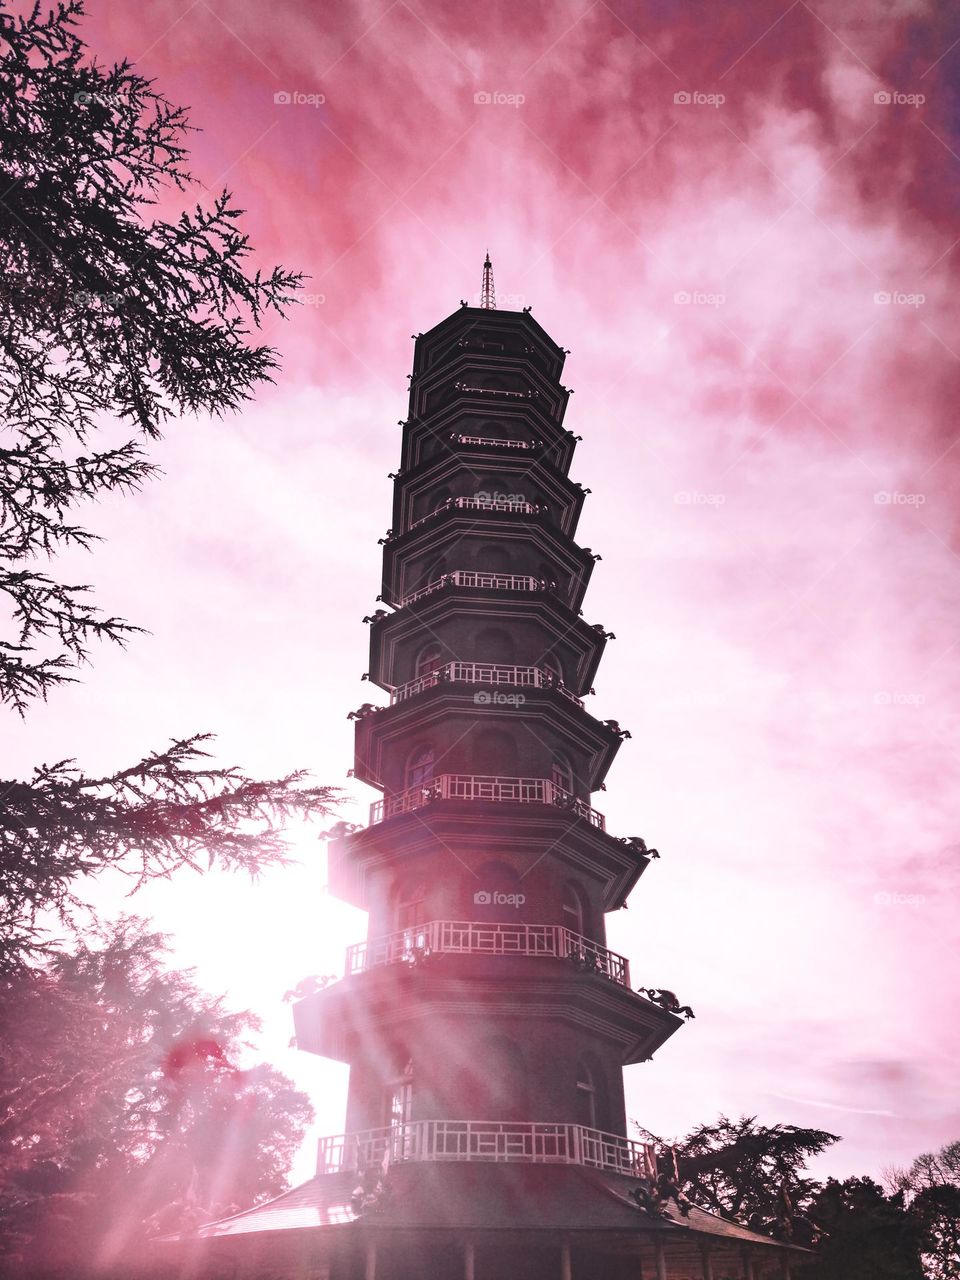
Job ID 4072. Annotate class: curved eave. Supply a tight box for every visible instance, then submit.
[179,1164,812,1262]
[367,593,608,695]
[327,808,650,913]
[293,964,683,1065]
[390,455,586,539]
[379,511,596,612]
[351,688,623,791]
[412,305,567,381]
[400,401,576,473]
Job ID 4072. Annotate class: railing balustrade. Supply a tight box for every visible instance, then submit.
[453,382,532,399]
[344,919,630,986]
[409,496,542,531]
[390,661,583,708]
[400,571,544,607]
[450,434,537,450]
[317,1119,656,1180]
[368,773,605,829]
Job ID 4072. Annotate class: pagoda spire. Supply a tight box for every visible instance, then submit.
[480,252,496,309]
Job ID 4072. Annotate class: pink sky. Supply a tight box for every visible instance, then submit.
[4,0,960,1187]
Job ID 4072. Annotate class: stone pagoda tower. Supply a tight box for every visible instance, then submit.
[183,262,805,1280]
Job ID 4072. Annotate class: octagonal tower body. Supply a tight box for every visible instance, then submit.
[295,303,681,1142]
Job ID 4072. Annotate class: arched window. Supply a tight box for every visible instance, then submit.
[551,752,575,794]
[405,745,435,790]
[414,643,443,679]
[562,882,586,937]
[575,1060,598,1129]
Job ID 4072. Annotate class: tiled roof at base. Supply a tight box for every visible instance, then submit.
[186,1163,804,1252]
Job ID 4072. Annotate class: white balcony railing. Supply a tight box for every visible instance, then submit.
[345,919,630,986]
[317,1119,657,1180]
[368,773,605,829]
[400,571,543,608]
[453,382,533,400]
[390,661,583,708]
[409,496,542,531]
[450,434,537,450]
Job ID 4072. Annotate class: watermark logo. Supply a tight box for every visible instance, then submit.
[674,289,725,308]
[474,889,526,907]
[475,490,526,503]
[274,90,325,107]
[874,491,925,506]
[874,89,925,107]
[874,291,925,308]
[874,890,926,908]
[675,490,726,506]
[73,289,125,312]
[73,90,130,109]
[674,90,725,108]
[300,292,326,307]
[873,691,926,707]
[474,90,525,107]
[474,690,526,707]
[471,291,526,307]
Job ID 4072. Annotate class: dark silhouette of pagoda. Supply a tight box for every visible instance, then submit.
[183,260,805,1280]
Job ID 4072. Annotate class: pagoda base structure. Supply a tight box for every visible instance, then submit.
[166,1157,807,1279]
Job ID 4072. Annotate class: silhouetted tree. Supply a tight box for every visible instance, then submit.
[638,1114,837,1238]
[0,1,337,966]
[887,1142,960,1279]
[0,0,303,710]
[636,1114,935,1276]
[798,1177,924,1280]
[0,735,337,971]
[0,918,313,1270]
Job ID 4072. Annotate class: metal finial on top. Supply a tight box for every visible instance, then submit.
[480,253,496,309]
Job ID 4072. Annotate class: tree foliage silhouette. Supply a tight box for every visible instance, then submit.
[0,734,338,971]
[0,1,338,966]
[638,1114,837,1237]
[636,1113,946,1277]
[0,919,314,1267]
[887,1141,960,1279]
[0,0,302,710]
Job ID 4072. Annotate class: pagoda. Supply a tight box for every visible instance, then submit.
[179,261,806,1280]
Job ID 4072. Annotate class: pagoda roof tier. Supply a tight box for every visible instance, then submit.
[407,351,569,427]
[349,688,624,793]
[327,807,652,913]
[174,1162,808,1279]
[412,305,567,383]
[399,399,576,474]
[390,453,586,541]
[378,507,597,613]
[366,590,609,695]
[292,962,683,1066]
